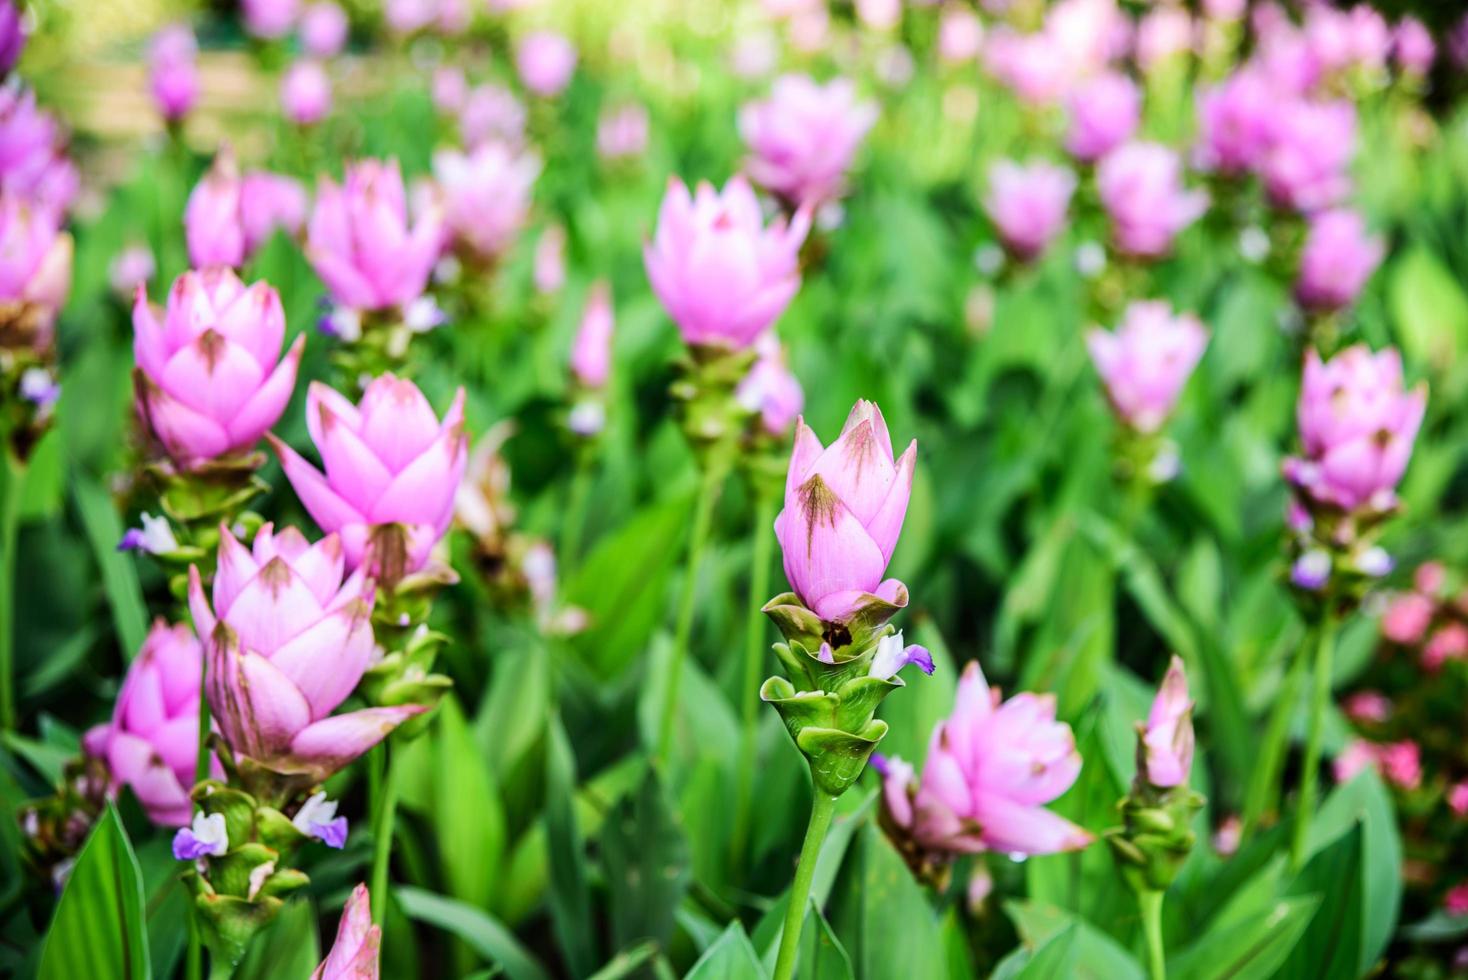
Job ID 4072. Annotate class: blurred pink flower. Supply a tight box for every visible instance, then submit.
[1394,17,1435,77]
[570,281,614,388]
[1194,68,1276,176]
[281,60,332,126]
[736,331,803,436]
[312,884,380,979]
[1295,208,1383,313]
[242,0,299,40]
[1097,141,1208,258]
[301,2,349,57]
[1260,99,1356,214]
[1086,300,1208,434]
[1334,738,1377,783]
[516,31,577,97]
[0,193,71,344]
[1143,656,1194,788]
[1416,562,1447,595]
[1447,883,1468,917]
[739,74,877,207]
[459,83,526,148]
[644,175,809,350]
[1136,6,1194,71]
[1379,740,1422,789]
[0,87,80,213]
[1381,592,1433,644]
[938,7,984,64]
[1065,71,1140,163]
[0,0,24,77]
[982,159,1075,263]
[596,103,649,162]
[83,621,207,827]
[1448,781,1468,818]
[432,66,468,114]
[150,25,198,124]
[432,142,540,262]
[109,244,155,298]
[1424,623,1468,672]
[533,223,565,295]
[1343,690,1391,724]
[984,27,1072,106]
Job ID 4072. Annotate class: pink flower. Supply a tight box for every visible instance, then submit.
[269,376,468,575]
[1381,593,1433,644]
[1394,17,1435,77]
[1283,345,1427,512]
[596,103,649,162]
[1097,142,1208,258]
[1261,99,1356,214]
[984,27,1072,106]
[1447,781,1468,818]
[0,87,79,214]
[1143,656,1194,788]
[242,0,299,40]
[1424,623,1468,672]
[150,24,198,123]
[109,244,155,298]
[938,7,984,64]
[1136,6,1194,72]
[184,150,246,268]
[307,159,443,311]
[1065,72,1140,163]
[312,884,380,979]
[300,2,349,58]
[0,0,25,77]
[1334,738,1377,783]
[644,175,809,351]
[774,400,916,623]
[132,268,304,468]
[1378,740,1422,790]
[533,223,565,295]
[385,0,434,34]
[1193,68,1276,176]
[281,60,332,126]
[240,171,309,255]
[0,193,72,345]
[736,331,804,436]
[432,67,468,115]
[432,142,541,262]
[570,281,614,389]
[1086,301,1208,433]
[881,660,1092,856]
[739,74,878,208]
[188,524,423,781]
[982,160,1075,263]
[83,621,207,827]
[1446,883,1468,917]
[459,83,525,148]
[516,31,576,97]
[1343,690,1391,724]
[1294,208,1384,313]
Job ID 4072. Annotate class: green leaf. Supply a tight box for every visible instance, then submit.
[584,941,661,980]
[1389,245,1468,376]
[234,897,319,980]
[38,804,150,980]
[1166,895,1320,980]
[685,922,766,980]
[1015,923,1079,979]
[433,695,506,913]
[797,901,855,980]
[543,712,596,978]
[829,824,946,978]
[600,768,691,951]
[396,886,551,980]
[1003,901,1145,980]
[72,478,148,659]
[1278,823,1364,980]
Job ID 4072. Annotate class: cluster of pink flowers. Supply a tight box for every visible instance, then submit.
[1380,562,1468,672]
[185,148,308,269]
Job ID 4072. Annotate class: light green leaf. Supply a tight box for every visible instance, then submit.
[234,897,319,980]
[39,804,150,980]
[685,922,766,980]
[1167,895,1320,980]
[396,886,551,980]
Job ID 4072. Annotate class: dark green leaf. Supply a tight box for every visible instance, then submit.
[1279,824,1364,980]
[1167,894,1320,980]
[72,478,149,659]
[396,886,551,980]
[685,921,765,980]
[797,900,854,980]
[600,769,691,951]
[234,897,319,980]
[38,804,150,980]
[544,712,596,978]
[829,823,946,978]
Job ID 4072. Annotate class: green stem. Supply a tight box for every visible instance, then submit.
[185,902,202,980]
[1139,889,1166,980]
[1291,612,1338,870]
[557,448,596,582]
[730,485,776,873]
[370,744,398,923]
[772,792,836,980]
[1240,626,1311,838]
[0,450,22,733]
[655,457,725,764]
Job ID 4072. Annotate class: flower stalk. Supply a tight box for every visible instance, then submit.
[1291,611,1338,870]
[730,482,776,871]
[771,791,835,980]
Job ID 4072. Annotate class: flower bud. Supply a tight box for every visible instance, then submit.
[301,2,349,58]
[313,884,380,979]
[516,31,576,97]
[1065,72,1140,163]
[281,60,332,127]
[150,24,198,123]
[432,142,541,263]
[570,281,614,389]
[1294,208,1383,313]
[1142,656,1194,788]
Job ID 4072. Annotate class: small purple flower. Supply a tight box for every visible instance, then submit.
[116,513,179,555]
[293,791,348,848]
[172,811,228,861]
[869,631,934,680]
[1290,549,1331,591]
[18,367,58,407]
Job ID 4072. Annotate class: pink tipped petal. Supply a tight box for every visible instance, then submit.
[289,705,427,777]
[865,441,916,563]
[140,386,233,463]
[805,417,897,525]
[188,565,217,639]
[225,334,304,446]
[270,434,368,535]
[785,418,825,495]
[267,602,375,719]
[211,637,312,758]
[775,477,887,618]
[973,794,1093,855]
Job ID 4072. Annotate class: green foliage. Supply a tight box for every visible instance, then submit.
[38,805,150,980]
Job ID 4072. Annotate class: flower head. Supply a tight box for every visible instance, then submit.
[149,24,198,123]
[432,142,541,262]
[1261,99,1356,214]
[1142,656,1194,788]
[1194,68,1277,176]
[570,281,614,389]
[1097,142,1208,259]
[1065,72,1140,163]
[281,60,332,126]
[301,2,349,58]
[1086,301,1208,434]
[242,0,298,39]
[739,74,878,208]
[516,31,577,97]
[0,192,72,346]
[983,160,1076,263]
[1294,208,1383,313]
[312,884,380,980]
[736,331,803,436]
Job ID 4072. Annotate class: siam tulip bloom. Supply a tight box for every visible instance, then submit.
[1260,99,1356,214]
[596,103,649,162]
[83,621,207,827]
[984,28,1072,106]
[1086,300,1208,434]
[385,0,434,35]
[1064,72,1140,163]
[1203,0,1245,21]
[738,74,879,208]
[307,159,443,313]
[736,331,803,436]
[1136,6,1194,72]
[1193,68,1275,176]
[269,376,468,575]
[1382,591,1434,644]
[533,223,565,295]
[855,0,900,32]
[1345,6,1392,75]
[880,660,1092,856]
[1378,739,1422,789]
[1449,781,1468,818]
[432,143,541,263]
[185,151,309,270]
[0,86,80,214]
[459,83,526,148]
[240,171,308,255]
[644,175,809,351]
[1294,208,1384,313]
[1343,690,1391,724]
[172,810,228,860]
[1394,17,1435,78]
[0,0,24,77]
[1424,623,1468,672]
[281,60,332,126]
[1142,656,1193,788]
[1283,345,1427,512]
[1046,0,1128,76]
[982,160,1075,263]
[774,400,916,623]
[938,7,984,64]
[150,24,198,124]
[570,281,614,389]
[0,193,73,345]
[109,244,155,298]
[301,2,349,57]
[432,66,467,114]
[313,884,380,980]
[132,268,303,468]
[1446,884,1468,917]
[188,524,423,780]
[1097,142,1208,259]
[516,31,577,97]
[242,0,299,40]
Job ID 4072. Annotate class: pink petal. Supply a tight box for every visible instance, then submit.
[269,434,368,536]
[225,335,305,447]
[972,793,1092,856]
[267,601,375,720]
[288,706,426,777]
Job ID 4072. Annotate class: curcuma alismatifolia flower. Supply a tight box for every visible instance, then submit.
[515,30,577,97]
[1284,345,1426,513]
[432,142,541,264]
[1086,301,1209,435]
[736,331,803,437]
[1106,657,1203,894]
[644,175,809,351]
[185,147,308,269]
[307,158,443,314]
[0,86,81,215]
[1193,68,1275,177]
[1065,72,1140,164]
[1260,98,1356,214]
[760,400,927,797]
[82,620,210,827]
[1097,142,1209,259]
[738,73,878,208]
[281,59,333,126]
[0,193,72,348]
[187,523,424,783]
[149,24,198,124]
[877,659,1091,871]
[301,2,349,58]
[132,268,304,469]
[0,0,24,78]
[313,884,381,980]
[570,280,614,390]
[982,160,1075,264]
[269,376,468,577]
[1294,208,1384,313]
